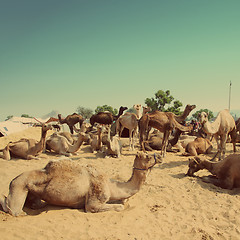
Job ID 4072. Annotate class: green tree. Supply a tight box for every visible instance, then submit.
[145,90,182,114]
[192,109,214,120]
[21,114,32,118]
[76,106,93,119]
[5,115,13,121]
[95,105,118,115]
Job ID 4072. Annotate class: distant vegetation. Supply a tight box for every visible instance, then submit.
[76,106,93,119]
[145,90,183,115]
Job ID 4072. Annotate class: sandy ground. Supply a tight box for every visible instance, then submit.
[0,126,240,240]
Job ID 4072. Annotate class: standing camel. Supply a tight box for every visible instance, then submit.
[90,106,128,128]
[199,109,236,161]
[116,113,138,150]
[139,104,195,157]
[58,113,84,134]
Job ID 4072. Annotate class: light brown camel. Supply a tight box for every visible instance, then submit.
[90,106,128,128]
[3,124,52,160]
[182,137,213,156]
[0,142,12,160]
[104,125,122,158]
[139,104,195,157]
[45,132,86,156]
[187,154,240,189]
[116,113,138,150]
[90,125,104,153]
[58,113,84,134]
[199,109,236,160]
[0,152,162,216]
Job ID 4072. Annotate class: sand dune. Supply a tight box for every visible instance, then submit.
[0,127,240,240]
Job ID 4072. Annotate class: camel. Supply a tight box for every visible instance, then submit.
[2,124,52,160]
[116,113,138,150]
[104,126,122,158]
[90,106,127,128]
[199,109,236,160]
[0,152,162,216]
[45,132,86,156]
[182,137,213,156]
[58,113,84,134]
[0,142,12,160]
[133,104,142,119]
[186,154,240,189]
[139,104,195,157]
[90,125,104,153]
[235,117,240,133]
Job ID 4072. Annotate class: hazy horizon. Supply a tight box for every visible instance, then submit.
[1,0,240,121]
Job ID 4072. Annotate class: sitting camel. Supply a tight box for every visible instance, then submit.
[58,113,84,134]
[187,154,240,189]
[116,113,138,150]
[104,125,122,158]
[0,142,12,160]
[0,152,162,216]
[182,137,213,156]
[89,125,104,153]
[199,109,236,160]
[45,132,86,156]
[2,124,52,160]
[139,104,195,157]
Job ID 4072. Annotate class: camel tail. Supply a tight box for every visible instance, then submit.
[173,117,192,132]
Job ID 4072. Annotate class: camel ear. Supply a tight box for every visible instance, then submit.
[194,156,201,164]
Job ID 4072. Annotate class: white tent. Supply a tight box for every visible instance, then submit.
[0,117,46,137]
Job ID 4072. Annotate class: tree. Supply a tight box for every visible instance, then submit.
[76,106,93,119]
[5,115,13,121]
[21,114,32,118]
[192,109,214,120]
[95,105,118,115]
[145,90,183,114]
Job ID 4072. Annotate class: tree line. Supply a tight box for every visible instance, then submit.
[5,90,214,121]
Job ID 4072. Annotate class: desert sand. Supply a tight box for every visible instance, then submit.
[0,126,240,240]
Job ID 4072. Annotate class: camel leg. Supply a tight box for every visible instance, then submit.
[229,128,237,152]
[129,129,134,151]
[1,175,29,216]
[161,130,171,157]
[219,134,228,160]
[69,125,74,134]
[85,182,124,213]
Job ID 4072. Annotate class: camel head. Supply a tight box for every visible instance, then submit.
[42,123,53,132]
[133,104,142,111]
[119,106,128,112]
[199,112,208,124]
[186,104,196,112]
[142,106,152,114]
[133,152,162,171]
[186,157,203,176]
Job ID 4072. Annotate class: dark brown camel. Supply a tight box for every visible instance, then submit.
[90,106,127,128]
[139,104,195,157]
[58,113,84,134]
[187,154,240,189]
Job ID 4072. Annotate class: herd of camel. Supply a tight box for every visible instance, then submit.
[0,104,240,216]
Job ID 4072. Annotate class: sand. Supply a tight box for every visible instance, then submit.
[0,127,240,240]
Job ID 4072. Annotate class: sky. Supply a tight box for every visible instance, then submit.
[1,0,240,121]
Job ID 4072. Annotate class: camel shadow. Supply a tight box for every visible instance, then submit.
[159,159,188,169]
[186,175,240,195]
[23,204,85,216]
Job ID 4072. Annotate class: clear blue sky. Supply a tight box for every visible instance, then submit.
[1,0,240,121]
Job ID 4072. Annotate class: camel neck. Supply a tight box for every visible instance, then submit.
[109,169,148,201]
[201,160,215,174]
